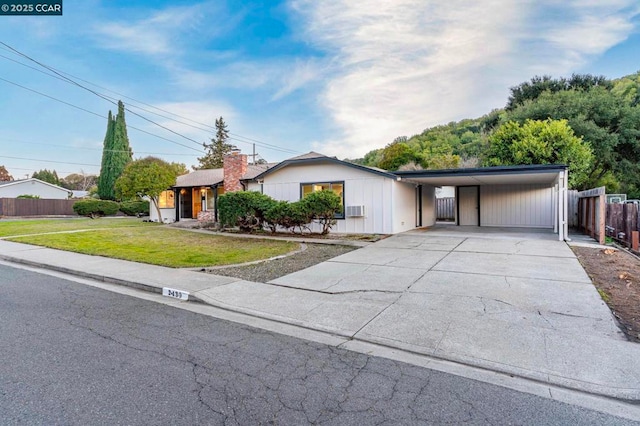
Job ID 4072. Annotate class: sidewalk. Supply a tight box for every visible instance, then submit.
[1,233,640,405]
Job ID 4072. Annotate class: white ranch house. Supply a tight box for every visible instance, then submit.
[150,152,569,240]
[0,178,72,199]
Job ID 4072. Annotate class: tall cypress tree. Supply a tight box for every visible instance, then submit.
[97,101,133,200]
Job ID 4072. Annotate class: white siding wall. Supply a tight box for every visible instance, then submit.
[421,185,437,227]
[0,180,70,199]
[150,206,176,223]
[261,163,396,234]
[480,184,553,228]
[246,182,262,192]
[391,182,418,233]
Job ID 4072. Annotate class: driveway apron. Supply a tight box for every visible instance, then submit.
[262,228,640,400]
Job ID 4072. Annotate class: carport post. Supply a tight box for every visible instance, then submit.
[558,171,565,241]
[553,183,558,234]
[558,170,569,241]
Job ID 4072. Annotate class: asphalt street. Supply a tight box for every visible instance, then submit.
[0,263,636,425]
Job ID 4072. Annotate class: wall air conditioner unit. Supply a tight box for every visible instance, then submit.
[346,205,365,217]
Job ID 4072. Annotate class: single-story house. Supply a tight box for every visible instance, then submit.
[150,152,569,240]
[0,178,72,199]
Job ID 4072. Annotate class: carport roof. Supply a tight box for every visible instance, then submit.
[395,164,567,186]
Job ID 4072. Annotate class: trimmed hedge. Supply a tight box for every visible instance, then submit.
[264,200,311,234]
[120,200,150,217]
[219,189,343,234]
[300,190,343,234]
[218,191,276,232]
[73,199,120,218]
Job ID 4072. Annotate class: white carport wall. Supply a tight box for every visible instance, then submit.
[394,164,570,241]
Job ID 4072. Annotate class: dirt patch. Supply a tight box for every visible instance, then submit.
[572,246,640,343]
[202,243,357,283]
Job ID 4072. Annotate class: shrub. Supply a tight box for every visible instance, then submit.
[119,200,150,217]
[73,199,120,218]
[264,200,312,233]
[16,194,40,199]
[218,191,276,232]
[301,190,343,234]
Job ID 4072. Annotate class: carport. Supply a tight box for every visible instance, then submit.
[396,164,569,241]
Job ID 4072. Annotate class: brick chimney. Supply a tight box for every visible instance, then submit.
[223,152,248,192]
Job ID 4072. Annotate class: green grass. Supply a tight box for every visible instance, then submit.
[8,226,298,268]
[597,288,612,304]
[0,217,156,237]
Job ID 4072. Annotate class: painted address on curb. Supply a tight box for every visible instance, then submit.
[162,287,189,301]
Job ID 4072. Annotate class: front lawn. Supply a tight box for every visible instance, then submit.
[4,220,298,268]
[0,217,156,237]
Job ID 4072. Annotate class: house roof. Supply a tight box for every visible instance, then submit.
[173,162,277,188]
[394,164,568,186]
[253,152,399,181]
[174,169,224,188]
[243,163,276,180]
[0,178,72,194]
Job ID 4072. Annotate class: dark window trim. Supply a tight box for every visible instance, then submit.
[300,181,345,219]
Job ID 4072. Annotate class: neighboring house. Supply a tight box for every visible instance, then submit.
[0,178,72,199]
[151,151,569,240]
[71,190,89,198]
[436,186,455,198]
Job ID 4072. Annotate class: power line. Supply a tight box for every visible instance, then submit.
[4,166,91,175]
[0,155,99,167]
[0,76,203,153]
[0,42,208,149]
[0,42,302,156]
[0,138,197,157]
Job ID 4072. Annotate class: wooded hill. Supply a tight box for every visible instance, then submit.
[348,71,640,197]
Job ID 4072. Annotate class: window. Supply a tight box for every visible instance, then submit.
[206,188,215,210]
[300,181,345,219]
[158,190,175,208]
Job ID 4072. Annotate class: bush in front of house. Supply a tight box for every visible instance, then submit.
[264,200,312,234]
[218,191,276,232]
[73,199,120,218]
[16,194,40,199]
[300,190,343,235]
[119,200,150,217]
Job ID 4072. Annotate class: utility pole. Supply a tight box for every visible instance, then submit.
[249,143,257,165]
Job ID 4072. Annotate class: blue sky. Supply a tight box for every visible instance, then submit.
[0,0,639,179]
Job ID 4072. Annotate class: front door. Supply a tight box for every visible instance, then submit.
[458,186,479,226]
[180,189,192,219]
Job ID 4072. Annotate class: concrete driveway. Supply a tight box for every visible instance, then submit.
[197,227,640,399]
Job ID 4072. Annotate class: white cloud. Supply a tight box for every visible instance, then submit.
[292,0,640,159]
[92,3,212,57]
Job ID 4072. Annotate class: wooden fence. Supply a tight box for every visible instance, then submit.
[0,198,77,217]
[436,197,455,221]
[575,187,606,244]
[606,203,639,251]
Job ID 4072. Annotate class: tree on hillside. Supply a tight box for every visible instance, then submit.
[115,157,179,221]
[61,171,98,191]
[194,117,234,169]
[484,119,593,188]
[97,102,133,200]
[378,142,423,171]
[612,70,640,106]
[506,74,612,111]
[0,165,12,181]
[504,85,640,192]
[32,169,61,185]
